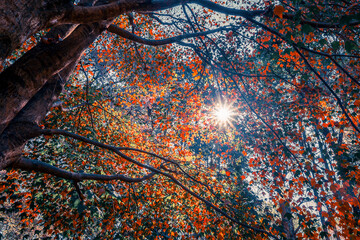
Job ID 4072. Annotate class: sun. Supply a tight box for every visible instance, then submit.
[211,101,236,128]
[215,105,232,122]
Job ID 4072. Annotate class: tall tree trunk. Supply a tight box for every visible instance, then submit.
[0,21,107,169]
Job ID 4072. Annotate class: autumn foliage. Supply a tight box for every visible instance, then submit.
[0,0,360,239]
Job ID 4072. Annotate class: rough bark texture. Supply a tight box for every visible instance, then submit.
[0,0,161,64]
[0,0,163,171]
[0,23,106,134]
[0,0,111,169]
[0,0,73,63]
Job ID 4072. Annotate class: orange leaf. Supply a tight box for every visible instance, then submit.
[274,5,285,19]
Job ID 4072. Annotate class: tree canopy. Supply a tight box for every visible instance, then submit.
[1,0,360,239]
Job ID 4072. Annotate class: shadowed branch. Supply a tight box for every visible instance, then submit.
[12,157,157,182]
[107,24,232,46]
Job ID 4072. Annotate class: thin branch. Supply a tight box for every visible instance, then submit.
[118,146,227,204]
[282,12,360,28]
[293,46,360,134]
[328,55,360,87]
[107,24,232,46]
[245,17,360,134]
[73,180,84,200]
[247,16,360,87]
[52,101,87,112]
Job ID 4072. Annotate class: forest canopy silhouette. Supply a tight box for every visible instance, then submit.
[0,0,359,239]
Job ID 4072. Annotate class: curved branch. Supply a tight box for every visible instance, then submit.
[59,0,266,25]
[0,22,104,135]
[107,24,232,46]
[12,157,156,182]
[59,0,149,24]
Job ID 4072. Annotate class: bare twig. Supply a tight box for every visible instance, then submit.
[107,24,232,46]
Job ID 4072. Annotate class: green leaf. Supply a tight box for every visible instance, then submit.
[320,231,328,238]
[319,39,327,46]
[77,201,86,214]
[73,198,81,208]
[331,41,340,51]
[301,24,314,34]
[345,41,358,53]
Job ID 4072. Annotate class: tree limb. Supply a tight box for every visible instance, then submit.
[107,24,232,46]
[12,157,157,183]
[59,0,266,25]
[282,12,360,28]
[52,101,87,112]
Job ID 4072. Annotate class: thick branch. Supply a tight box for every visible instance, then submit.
[59,0,150,24]
[59,0,266,25]
[0,22,105,134]
[12,158,156,182]
[65,0,359,29]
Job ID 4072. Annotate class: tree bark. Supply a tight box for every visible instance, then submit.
[0,0,75,63]
[0,19,109,169]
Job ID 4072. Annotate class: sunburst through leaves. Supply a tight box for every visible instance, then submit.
[211,100,236,128]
